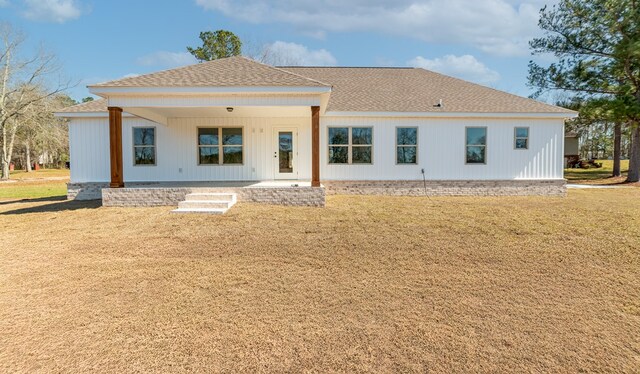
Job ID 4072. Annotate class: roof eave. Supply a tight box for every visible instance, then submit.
[324,111,579,119]
[88,85,332,97]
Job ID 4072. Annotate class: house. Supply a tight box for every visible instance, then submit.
[564,131,580,166]
[55,56,577,208]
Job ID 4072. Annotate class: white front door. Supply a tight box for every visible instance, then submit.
[273,128,297,179]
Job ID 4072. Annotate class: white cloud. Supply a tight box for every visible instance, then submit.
[23,0,82,23]
[195,0,553,57]
[261,41,337,66]
[136,51,197,68]
[408,54,500,84]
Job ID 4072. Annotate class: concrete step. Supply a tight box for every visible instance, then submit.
[177,200,232,209]
[171,207,228,215]
[171,192,237,214]
[184,193,236,202]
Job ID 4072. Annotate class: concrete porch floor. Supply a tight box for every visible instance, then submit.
[124,180,317,189]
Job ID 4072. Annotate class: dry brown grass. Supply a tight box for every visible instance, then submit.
[1,191,639,373]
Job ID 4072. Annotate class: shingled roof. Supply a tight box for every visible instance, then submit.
[90,56,329,88]
[59,57,575,115]
[283,66,573,113]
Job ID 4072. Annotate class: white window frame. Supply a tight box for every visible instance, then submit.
[197,127,244,166]
[514,127,529,150]
[395,127,418,165]
[327,126,373,164]
[132,126,156,166]
[465,126,487,165]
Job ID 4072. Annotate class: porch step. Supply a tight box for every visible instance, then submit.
[171,192,237,214]
[184,193,236,203]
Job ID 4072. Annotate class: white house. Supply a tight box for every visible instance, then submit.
[56,56,577,209]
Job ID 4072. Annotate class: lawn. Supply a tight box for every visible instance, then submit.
[564,159,634,185]
[0,169,69,200]
[0,190,638,372]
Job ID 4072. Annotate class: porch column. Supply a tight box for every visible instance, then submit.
[108,106,124,188]
[311,106,320,187]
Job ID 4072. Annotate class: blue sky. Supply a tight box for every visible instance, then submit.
[0,0,556,102]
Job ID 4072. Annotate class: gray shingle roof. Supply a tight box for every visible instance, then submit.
[282,66,574,113]
[59,57,575,115]
[91,56,329,88]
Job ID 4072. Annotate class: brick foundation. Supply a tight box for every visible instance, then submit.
[67,182,109,200]
[101,186,326,207]
[323,180,566,197]
[70,179,565,207]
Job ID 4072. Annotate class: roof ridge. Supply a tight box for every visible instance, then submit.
[243,57,332,87]
[280,66,415,69]
[90,56,236,87]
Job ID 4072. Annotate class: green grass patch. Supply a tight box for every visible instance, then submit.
[0,181,67,200]
[9,169,70,180]
[564,159,629,182]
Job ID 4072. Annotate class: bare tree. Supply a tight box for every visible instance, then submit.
[0,23,72,179]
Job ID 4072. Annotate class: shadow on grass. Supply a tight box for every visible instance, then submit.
[0,195,67,206]
[0,198,101,215]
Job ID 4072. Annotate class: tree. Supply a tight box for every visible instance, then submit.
[81,96,93,103]
[187,30,242,62]
[0,23,71,179]
[528,0,640,182]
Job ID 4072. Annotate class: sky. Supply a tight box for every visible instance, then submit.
[0,0,558,102]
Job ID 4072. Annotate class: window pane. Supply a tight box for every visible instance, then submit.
[397,146,417,164]
[328,128,348,145]
[329,146,348,163]
[515,138,528,149]
[199,146,219,164]
[352,127,372,145]
[466,146,486,164]
[134,128,154,146]
[397,128,417,145]
[198,128,218,145]
[466,128,486,146]
[515,127,529,138]
[223,146,243,164]
[352,146,372,164]
[134,146,155,165]
[222,128,242,145]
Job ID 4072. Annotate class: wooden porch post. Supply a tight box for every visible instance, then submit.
[108,106,124,188]
[311,106,320,187]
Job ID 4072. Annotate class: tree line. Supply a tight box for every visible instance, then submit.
[528,0,640,181]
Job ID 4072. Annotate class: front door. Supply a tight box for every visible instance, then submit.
[273,128,297,179]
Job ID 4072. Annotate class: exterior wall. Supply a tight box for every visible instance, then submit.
[68,118,111,182]
[102,186,325,207]
[68,115,565,185]
[68,115,312,183]
[564,136,579,156]
[320,116,565,181]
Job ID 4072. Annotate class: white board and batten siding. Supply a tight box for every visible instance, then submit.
[69,116,312,183]
[320,116,565,181]
[68,115,565,183]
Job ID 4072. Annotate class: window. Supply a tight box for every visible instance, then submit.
[198,127,243,165]
[465,127,486,164]
[514,127,529,149]
[396,127,418,164]
[133,127,156,165]
[328,127,372,164]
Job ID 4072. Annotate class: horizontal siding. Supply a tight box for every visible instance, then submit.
[68,115,564,183]
[320,117,564,180]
